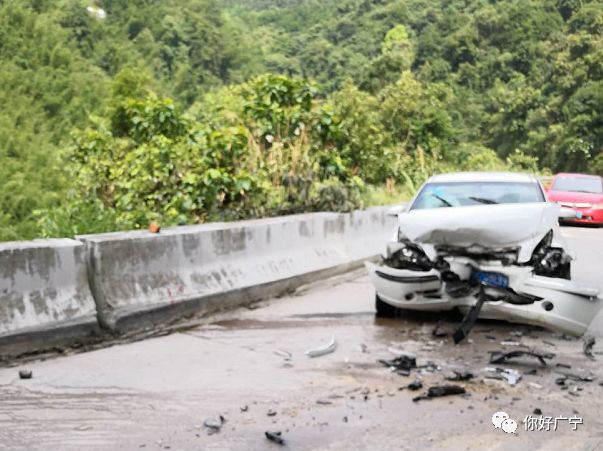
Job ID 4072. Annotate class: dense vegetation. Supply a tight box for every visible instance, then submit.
[1,0,602,240]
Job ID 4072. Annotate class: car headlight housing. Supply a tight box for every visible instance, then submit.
[384,241,432,271]
[530,229,571,279]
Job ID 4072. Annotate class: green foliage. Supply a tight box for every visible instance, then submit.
[592,152,603,177]
[2,0,603,240]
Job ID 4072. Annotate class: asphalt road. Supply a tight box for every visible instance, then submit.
[0,226,602,451]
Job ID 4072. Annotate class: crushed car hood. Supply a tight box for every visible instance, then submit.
[398,202,561,262]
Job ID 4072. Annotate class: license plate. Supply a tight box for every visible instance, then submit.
[471,270,509,288]
[576,211,583,219]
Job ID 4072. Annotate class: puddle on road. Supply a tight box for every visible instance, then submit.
[211,308,460,332]
[290,312,371,319]
[212,314,374,330]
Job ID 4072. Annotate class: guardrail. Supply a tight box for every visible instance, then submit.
[0,239,100,356]
[0,207,397,356]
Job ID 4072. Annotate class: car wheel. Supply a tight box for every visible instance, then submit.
[375,294,398,317]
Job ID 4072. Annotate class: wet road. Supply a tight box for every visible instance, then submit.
[0,226,602,450]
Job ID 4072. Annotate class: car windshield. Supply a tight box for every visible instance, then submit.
[552,176,603,194]
[411,181,545,210]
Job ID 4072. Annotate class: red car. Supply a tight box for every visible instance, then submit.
[545,173,603,226]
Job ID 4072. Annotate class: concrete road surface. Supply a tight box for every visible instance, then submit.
[0,226,602,451]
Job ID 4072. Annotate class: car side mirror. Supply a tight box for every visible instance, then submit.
[558,206,576,219]
[387,204,407,216]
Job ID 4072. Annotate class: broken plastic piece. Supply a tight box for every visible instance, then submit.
[265,431,285,446]
[412,385,466,402]
[306,336,337,358]
[203,416,225,434]
[445,370,474,381]
[557,372,594,383]
[489,350,554,366]
[453,285,487,344]
[417,361,439,373]
[18,370,32,379]
[484,367,522,385]
[274,349,292,360]
[427,385,466,397]
[407,380,423,391]
[500,340,523,346]
[432,320,448,337]
[378,354,417,376]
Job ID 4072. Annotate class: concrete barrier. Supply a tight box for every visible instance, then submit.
[80,207,397,332]
[0,239,100,356]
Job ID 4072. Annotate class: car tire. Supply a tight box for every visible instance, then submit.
[375,294,398,317]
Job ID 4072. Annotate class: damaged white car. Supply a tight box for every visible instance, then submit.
[366,172,602,339]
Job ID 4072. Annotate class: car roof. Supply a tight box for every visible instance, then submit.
[427,172,539,184]
[554,172,602,179]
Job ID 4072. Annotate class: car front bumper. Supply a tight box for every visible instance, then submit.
[365,261,602,336]
[559,207,603,225]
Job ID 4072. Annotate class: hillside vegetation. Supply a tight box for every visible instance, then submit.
[1,0,602,240]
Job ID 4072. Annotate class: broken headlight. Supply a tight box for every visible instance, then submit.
[384,241,433,271]
[530,230,571,280]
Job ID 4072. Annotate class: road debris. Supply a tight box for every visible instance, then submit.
[407,380,423,391]
[445,370,474,381]
[557,372,594,383]
[484,367,522,385]
[306,336,337,358]
[265,431,285,446]
[274,349,292,361]
[556,363,571,369]
[583,336,596,360]
[18,370,32,379]
[489,350,554,366]
[500,340,523,347]
[412,385,466,402]
[240,405,248,412]
[533,408,543,415]
[378,354,417,376]
[316,398,333,405]
[203,416,225,435]
[432,320,448,337]
[452,285,486,344]
[267,410,277,417]
[416,361,439,373]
